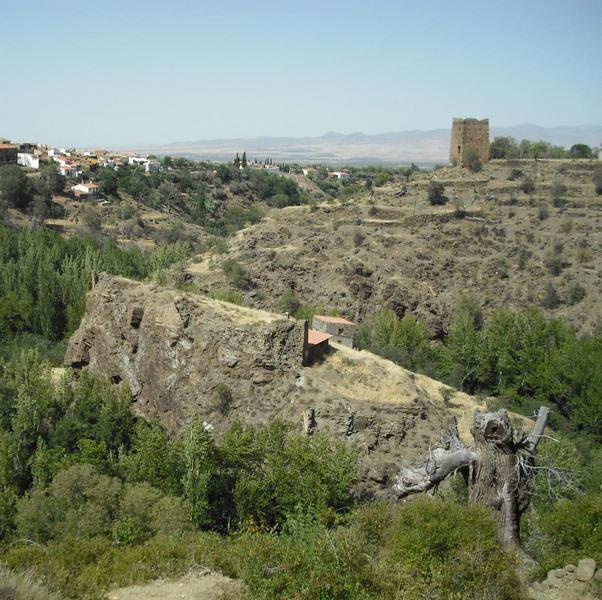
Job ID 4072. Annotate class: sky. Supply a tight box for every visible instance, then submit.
[2,0,601,147]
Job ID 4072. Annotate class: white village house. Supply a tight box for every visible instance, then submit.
[72,182,99,198]
[58,163,82,178]
[17,153,40,169]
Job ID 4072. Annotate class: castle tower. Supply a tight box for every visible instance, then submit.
[449,118,490,167]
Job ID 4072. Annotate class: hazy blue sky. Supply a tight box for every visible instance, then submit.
[3,0,601,147]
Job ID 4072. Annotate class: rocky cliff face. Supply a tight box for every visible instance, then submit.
[65,274,306,430]
[65,274,487,496]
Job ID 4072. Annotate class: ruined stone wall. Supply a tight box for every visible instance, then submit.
[449,118,490,166]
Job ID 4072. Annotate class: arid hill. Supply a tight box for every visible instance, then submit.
[185,160,602,335]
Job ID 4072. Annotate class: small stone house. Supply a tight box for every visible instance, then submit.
[312,315,355,347]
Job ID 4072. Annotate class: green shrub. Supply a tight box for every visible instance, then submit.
[527,493,602,576]
[537,203,549,220]
[16,464,121,542]
[222,420,357,529]
[120,422,184,496]
[222,259,251,290]
[575,246,593,264]
[464,148,482,172]
[567,283,586,305]
[376,497,520,599]
[365,309,432,372]
[543,254,564,275]
[520,176,535,194]
[279,287,302,315]
[559,219,573,234]
[0,564,61,600]
[353,229,366,247]
[111,483,163,545]
[210,290,243,305]
[594,167,602,195]
[542,282,560,309]
[213,383,232,414]
[427,181,447,205]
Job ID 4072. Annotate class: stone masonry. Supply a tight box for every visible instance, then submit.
[449,117,490,167]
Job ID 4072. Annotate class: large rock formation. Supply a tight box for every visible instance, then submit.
[65,274,306,430]
[65,274,491,495]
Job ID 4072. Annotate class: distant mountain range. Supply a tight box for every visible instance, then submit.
[128,125,602,166]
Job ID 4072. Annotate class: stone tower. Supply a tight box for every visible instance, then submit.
[449,118,490,167]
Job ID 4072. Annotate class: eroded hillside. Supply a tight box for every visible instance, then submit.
[185,160,602,335]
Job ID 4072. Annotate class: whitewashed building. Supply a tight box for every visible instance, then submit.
[17,153,40,169]
[72,182,99,198]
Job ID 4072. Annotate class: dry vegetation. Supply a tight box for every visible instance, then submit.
[185,160,602,336]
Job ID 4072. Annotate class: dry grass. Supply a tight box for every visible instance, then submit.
[314,343,486,441]
[0,565,61,600]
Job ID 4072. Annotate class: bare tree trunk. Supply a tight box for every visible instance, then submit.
[394,406,550,548]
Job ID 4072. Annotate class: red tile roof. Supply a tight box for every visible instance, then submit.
[307,329,332,346]
[0,144,18,150]
[313,315,353,325]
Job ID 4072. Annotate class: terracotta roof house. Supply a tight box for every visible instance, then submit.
[306,328,332,363]
[0,143,18,164]
[312,315,355,347]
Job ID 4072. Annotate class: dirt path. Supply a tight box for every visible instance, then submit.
[107,570,244,600]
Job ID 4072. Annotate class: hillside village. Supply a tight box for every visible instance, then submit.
[1,138,350,201]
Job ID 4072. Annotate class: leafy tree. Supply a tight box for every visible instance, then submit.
[0,165,33,209]
[215,163,232,183]
[569,144,593,159]
[181,416,218,528]
[489,136,520,159]
[96,166,118,197]
[80,205,102,234]
[279,288,302,315]
[353,230,366,247]
[40,162,65,194]
[441,298,484,391]
[222,420,356,529]
[120,421,183,495]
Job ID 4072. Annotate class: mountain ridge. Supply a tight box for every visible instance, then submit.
[126,124,602,165]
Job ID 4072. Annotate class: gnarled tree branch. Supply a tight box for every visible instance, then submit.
[393,416,477,497]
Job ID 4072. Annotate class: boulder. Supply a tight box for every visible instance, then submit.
[575,558,596,582]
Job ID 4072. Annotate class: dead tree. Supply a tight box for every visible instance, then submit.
[393,406,550,547]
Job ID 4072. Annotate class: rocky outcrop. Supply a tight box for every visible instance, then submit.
[65,274,306,430]
[65,274,487,496]
[529,559,601,600]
